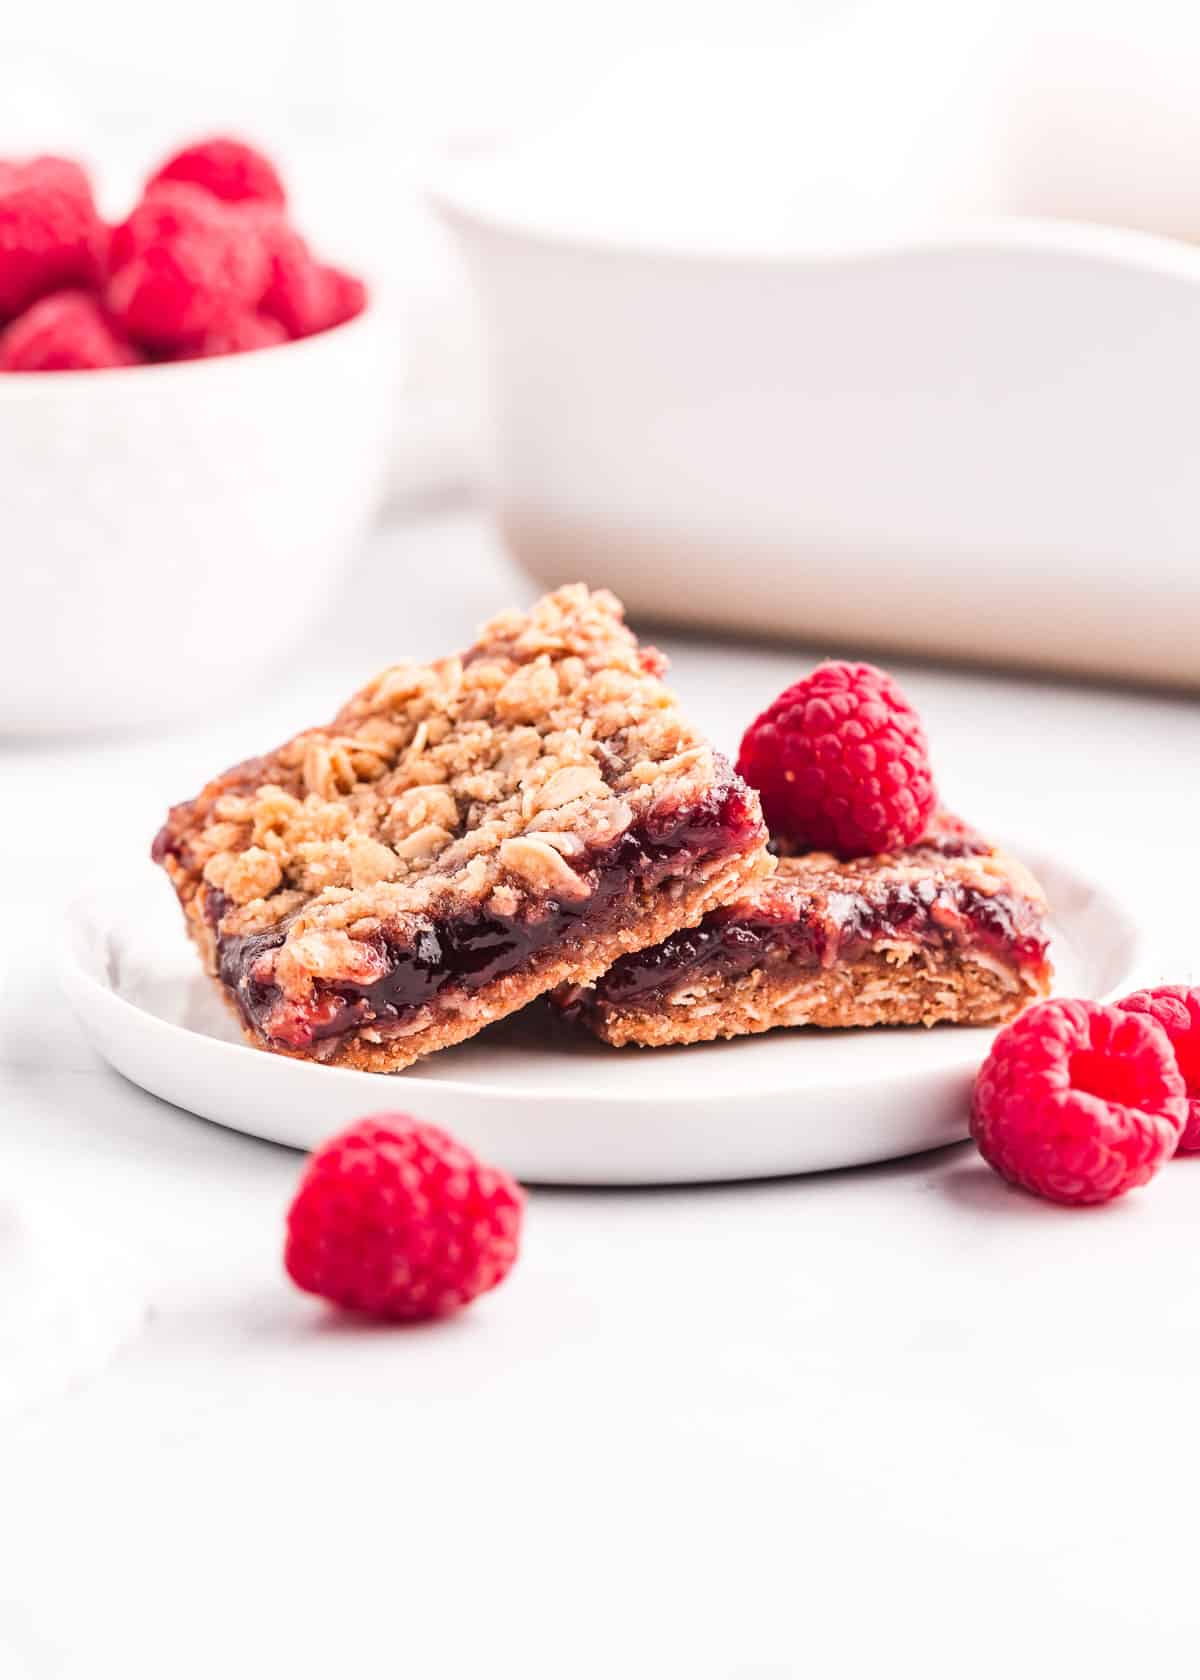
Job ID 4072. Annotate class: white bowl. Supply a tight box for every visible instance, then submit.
[434,165,1200,690]
[0,308,392,735]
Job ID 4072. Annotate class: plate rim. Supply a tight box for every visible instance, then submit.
[58,847,1155,1108]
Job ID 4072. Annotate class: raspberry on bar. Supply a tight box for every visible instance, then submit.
[736,659,937,858]
[152,586,772,1070]
[558,815,1052,1047]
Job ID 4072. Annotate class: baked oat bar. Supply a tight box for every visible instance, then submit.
[152,585,771,1070]
[557,815,1052,1047]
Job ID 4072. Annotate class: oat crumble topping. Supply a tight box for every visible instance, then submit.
[153,584,770,1066]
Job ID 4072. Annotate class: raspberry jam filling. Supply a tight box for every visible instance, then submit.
[586,873,1049,1009]
[216,773,762,1052]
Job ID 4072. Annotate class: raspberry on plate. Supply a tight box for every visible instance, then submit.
[148,136,287,209]
[0,156,105,319]
[0,290,140,371]
[971,997,1187,1205]
[106,183,268,348]
[1118,986,1200,1152]
[284,1115,524,1321]
[735,661,937,858]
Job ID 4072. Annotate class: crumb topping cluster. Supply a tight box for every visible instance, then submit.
[155,587,743,976]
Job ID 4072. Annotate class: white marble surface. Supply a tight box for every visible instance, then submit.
[2,509,1198,1679]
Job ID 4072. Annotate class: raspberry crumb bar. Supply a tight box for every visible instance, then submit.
[152,586,771,1070]
[558,816,1052,1047]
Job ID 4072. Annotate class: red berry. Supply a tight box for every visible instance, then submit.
[171,310,288,359]
[284,1115,524,1322]
[736,661,937,857]
[255,218,323,336]
[971,998,1187,1206]
[256,216,366,337]
[147,136,286,209]
[0,156,105,319]
[323,264,367,328]
[1117,986,1200,1152]
[0,290,140,371]
[106,183,268,348]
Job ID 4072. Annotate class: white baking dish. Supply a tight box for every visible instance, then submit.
[433,170,1200,689]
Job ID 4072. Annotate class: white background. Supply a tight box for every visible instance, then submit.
[4,7,1200,1675]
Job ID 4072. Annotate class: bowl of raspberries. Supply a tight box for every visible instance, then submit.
[0,136,391,735]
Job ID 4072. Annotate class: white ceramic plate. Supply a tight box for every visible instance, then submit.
[60,854,1146,1185]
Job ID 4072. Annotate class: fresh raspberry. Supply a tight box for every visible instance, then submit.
[322,264,367,328]
[736,661,937,857]
[171,310,288,359]
[106,183,268,348]
[284,1115,524,1321]
[147,136,287,209]
[0,156,105,318]
[256,217,366,337]
[1117,986,1200,1152]
[971,997,1187,1205]
[0,290,140,371]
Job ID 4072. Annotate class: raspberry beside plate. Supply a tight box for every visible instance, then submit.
[1118,986,1200,1152]
[971,997,1187,1206]
[285,1116,524,1321]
